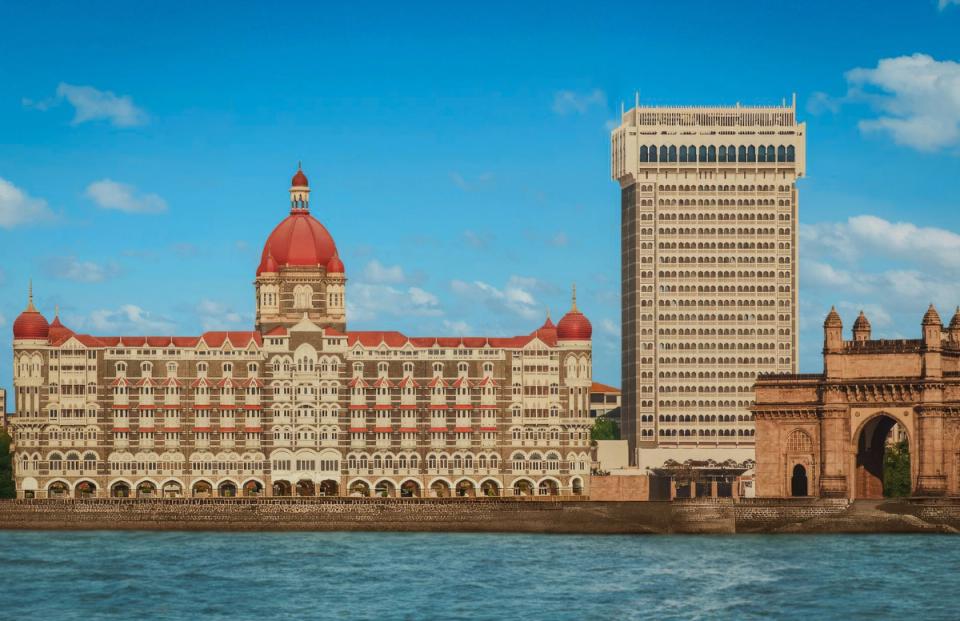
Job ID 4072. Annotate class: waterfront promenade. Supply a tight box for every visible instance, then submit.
[2,497,960,534]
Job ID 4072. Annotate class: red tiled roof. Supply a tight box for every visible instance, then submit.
[591,382,620,394]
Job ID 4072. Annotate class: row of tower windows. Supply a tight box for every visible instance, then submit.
[640,144,796,164]
[651,184,793,193]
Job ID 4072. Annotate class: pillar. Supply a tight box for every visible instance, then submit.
[916,407,947,496]
[818,405,849,497]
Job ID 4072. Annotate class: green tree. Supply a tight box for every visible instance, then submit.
[883,439,911,498]
[590,416,620,441]
[0,428,15,499]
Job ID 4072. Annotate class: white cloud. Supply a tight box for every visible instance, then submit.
[195,299,245,331]
[348,284,443,322]
[363,260,405,285]
[86,305,175,334]
[552,89,607,115]
[44,256,120,283]
[939,0,959,10]
[842,54,960,151]
[0,177,56,228]
[24,83,147,127]
[442,319,471,335]
[85,179,167,214]
[450,275,547,320]
[803,215,960,275]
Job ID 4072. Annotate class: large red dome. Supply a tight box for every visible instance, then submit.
[257,211,339,275]
[556,285,592,340]
[13,304,49,340]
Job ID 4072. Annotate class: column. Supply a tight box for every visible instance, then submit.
[916,406,947,496]
[818,404,849,497]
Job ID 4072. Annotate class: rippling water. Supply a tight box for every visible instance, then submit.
[0,531,955,620]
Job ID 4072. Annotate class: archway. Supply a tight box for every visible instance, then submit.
[111,481,131,498]
[400,480,420,498]
[513,479,534,497]
[192,481,213,497]
[296,479,315,497]
[136,481,157,498]
[75,480,97,499]
[430,480,451,498]
[374,480,395,498]
[48,481,70,498]
[218,481,238,498]
[243,480,263,497]
[349,480,370,497]
[538,479,559,496]
[480,479,500,497]
[319,480,339,497]
[790,465,808,497]
[455,480,476,497]
[272,480,292,497]
[856,415,910,499]
[161,480,183,498]
[571,477,584,495]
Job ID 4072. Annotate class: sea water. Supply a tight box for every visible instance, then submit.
[0,531,954,620]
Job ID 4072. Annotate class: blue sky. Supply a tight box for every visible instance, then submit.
[1,1,960,394]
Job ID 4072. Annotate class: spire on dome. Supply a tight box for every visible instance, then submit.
[25,279,36,312]
[824,306,842,327]
[290,164,310,213]
[950,307,960,329]
[571,283,578,311]
[922,303,942,326]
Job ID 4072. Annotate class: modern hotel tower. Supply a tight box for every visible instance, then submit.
[611,97,805,467]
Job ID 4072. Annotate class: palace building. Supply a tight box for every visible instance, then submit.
[9,168,594,499]
[611,97,804,469]
[752,305,960,499]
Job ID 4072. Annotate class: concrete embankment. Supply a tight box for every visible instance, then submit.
[2,497,960,533]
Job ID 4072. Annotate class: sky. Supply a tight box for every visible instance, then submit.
[1,1,960,394]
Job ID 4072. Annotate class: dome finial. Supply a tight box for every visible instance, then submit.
[25,279,36,312]
[571,283,578,311]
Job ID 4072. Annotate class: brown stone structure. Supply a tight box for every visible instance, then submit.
[752,305,960,499]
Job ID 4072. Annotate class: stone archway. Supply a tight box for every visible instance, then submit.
[319,480,339,497]
[400,480,420,498]
[791,465,808,497]
[856,414,909,499]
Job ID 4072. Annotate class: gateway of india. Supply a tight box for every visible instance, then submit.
[9,168,594,499]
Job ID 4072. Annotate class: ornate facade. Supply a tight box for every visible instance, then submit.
[611,97,803,467]
[9,168,594,499]
[752,306,960,499]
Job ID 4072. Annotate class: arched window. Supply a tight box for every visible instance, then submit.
[699,146,707,162]
[747,145,756,162]
[738,146,746,162]
[708,145,716,162]
[668,145,677,162]
[679,146,687,162]
[786,430,813,453]
[659,146,668,162]
[758,145,766,162]
[649,145,658,162]
[786,145,795,162]
[718,146,727,163]
[639,145,648,162]
[777,145,786,162]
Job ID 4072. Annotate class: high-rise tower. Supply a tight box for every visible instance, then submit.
[611,97,805,467]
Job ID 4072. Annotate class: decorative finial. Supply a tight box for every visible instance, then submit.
[54,304,59,318]
[298,160,302,170]
[25,279,36,312]
[571,283,578,311]
[546,307,551,321]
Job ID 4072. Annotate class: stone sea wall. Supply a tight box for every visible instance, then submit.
[2,497,960,533]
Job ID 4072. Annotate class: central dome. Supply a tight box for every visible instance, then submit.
[257,167,340,275]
